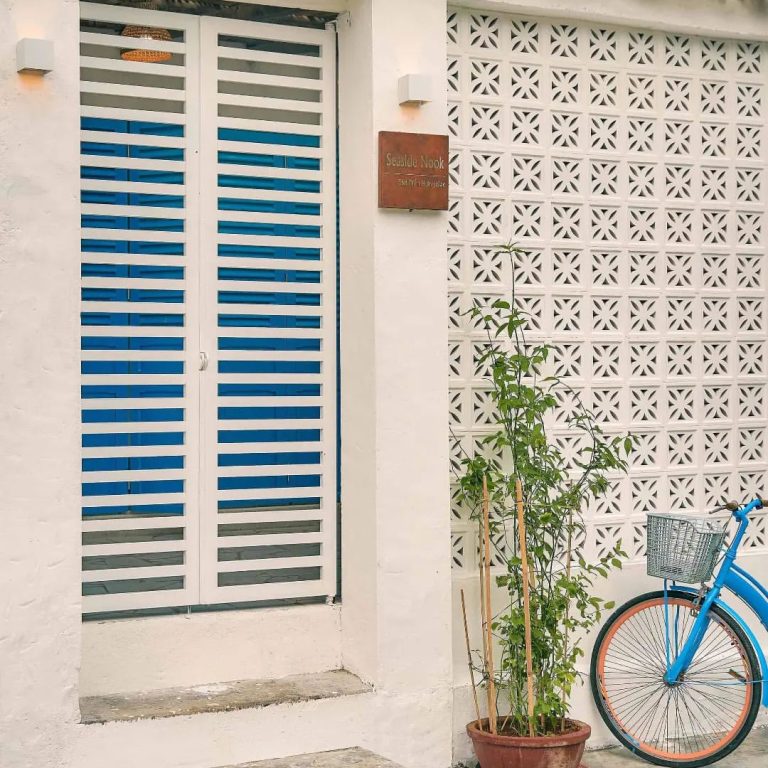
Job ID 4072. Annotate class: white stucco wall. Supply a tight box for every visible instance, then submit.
[1,1,454,766]
[338,0,453,762]
[2,1,768,767]
[80,604,343,696]
[0,2,82,767]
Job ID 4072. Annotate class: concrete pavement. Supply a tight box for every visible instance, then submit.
[586,727,768,767]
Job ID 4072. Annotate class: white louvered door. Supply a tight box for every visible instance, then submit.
[80,3,201,613]
[79,3,336,614]
[198,18,337,604]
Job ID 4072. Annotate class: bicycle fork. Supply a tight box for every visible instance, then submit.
[663,500,757,686]
[663,582,717,685]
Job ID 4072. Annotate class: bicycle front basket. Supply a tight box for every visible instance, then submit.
[646,512,727,584]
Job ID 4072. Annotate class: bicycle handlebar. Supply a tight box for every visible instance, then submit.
[712,497,765,516]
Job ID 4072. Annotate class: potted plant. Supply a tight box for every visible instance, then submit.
[456,244,632,768]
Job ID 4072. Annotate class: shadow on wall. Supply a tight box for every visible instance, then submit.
[739,0,768,11]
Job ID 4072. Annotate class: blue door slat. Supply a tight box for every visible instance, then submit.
[218,406,320,420]
[217,291,320,306]
[81,142,184,161]
[218,267,320,283]
[81,312,184,327]
[82,503,184,518]
[217,221,320,238]
[82,264,184,280]
[218,198,319,216]
[217,128,319,147]
[217,497,320,510]
[218,244,320,260]
[82,117,184,137]
[83,455,185,472]
[82,239,184,256]
[82,336,184,351]
[82,191,185,209]
[218,150,320,171]
[82,432,184,448]
[218,361,320,374]
[218,383,320,397]
[82,408,184,424]
[82,292,185,306]
[82,214,184,232]
[218,475,320,491]
[81,361,184,375]
[218,429,321,443]
[218,337,320,351]
[81,384,183,399]
[82,479,183,496]
[217,314,320,329]
[218,452,320,467]
[81,167,184,185]
[218,174,319,193]
[82,288,184,303]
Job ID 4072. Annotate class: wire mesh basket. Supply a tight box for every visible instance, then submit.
[646,512,727,584]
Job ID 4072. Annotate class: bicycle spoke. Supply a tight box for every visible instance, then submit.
[596,596,755,762]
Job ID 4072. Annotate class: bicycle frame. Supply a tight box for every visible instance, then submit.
[663,498,768,706]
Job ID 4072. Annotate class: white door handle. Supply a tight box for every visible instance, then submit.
[199,351,209,371]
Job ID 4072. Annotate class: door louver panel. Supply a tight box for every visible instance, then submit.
[79,3,336,613]
[198,19,337,603]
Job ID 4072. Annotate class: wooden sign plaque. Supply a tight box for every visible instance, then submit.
[378,131,449,210]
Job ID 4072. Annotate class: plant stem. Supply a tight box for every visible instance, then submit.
[461,589,483,730]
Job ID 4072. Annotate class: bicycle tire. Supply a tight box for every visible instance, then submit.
[590,589,761,767]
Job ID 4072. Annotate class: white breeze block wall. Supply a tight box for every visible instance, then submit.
[447,0,768,761]
[0,1,82,767]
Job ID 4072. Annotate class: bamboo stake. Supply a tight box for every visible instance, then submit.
[516,478,536,738]
[478,509,488,732]
[461,589,482,730]
[482,475,498,734]
[561,505,574,733]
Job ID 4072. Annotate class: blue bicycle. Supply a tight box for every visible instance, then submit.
[591,497,768,766]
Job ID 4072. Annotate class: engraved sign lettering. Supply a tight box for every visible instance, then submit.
[378,131,450,210]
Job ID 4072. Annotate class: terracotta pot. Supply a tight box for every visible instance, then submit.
[466,718,590,768]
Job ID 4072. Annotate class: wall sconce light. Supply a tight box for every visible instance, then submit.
[16,38,54,75]
[398,74,433,106]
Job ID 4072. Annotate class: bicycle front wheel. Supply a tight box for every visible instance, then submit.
[591,590,761,767]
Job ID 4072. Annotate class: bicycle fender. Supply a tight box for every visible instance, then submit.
[675,585,768,707]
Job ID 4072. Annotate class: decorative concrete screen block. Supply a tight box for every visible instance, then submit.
[79,2,336,613]
[446,9,768,571]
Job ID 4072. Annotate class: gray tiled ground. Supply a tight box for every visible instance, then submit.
[586,727,768,767]
[220,749,402,768]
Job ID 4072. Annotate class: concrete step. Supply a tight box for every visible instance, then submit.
[80,670,370,724]
[220,748,403,768]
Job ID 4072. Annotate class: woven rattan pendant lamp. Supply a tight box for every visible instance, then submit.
[121,23,172,63]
